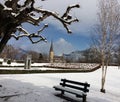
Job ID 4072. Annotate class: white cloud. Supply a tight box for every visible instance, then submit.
[54,38,74,55]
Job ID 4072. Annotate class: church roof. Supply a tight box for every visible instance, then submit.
[50,41,53,52]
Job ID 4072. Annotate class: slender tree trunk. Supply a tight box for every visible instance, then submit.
[101,54,109,93]
[100,30,107,93]
[101,64,108,93]
[101,53,106,93]
[101,33,112,93]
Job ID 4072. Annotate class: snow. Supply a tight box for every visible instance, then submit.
[0,67,60,71]
[2,62,49,67]
[0,66,120,102]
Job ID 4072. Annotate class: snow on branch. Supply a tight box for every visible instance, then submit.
[0,0,80,44]
[33,4,80,33]
[11,24,47,43]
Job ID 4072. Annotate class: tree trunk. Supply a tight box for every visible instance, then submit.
[101,63,106,93]
[101,56,109,93]
[100,49,106,93]
[0,33,11,87]
[0,33,11,54]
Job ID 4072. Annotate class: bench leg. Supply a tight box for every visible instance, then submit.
[83,95,86,102]
[61,90,64,94]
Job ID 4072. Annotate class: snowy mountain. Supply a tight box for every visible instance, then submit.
[64,50,85,62]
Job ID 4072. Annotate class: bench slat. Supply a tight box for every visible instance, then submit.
[61,79,90,87]
[60,83,89,92]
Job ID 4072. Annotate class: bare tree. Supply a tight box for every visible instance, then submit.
[27,50,40,62]
[0,0,80,53]
[93,0,120,93]
[0,45,19,60]
[83,47,101,63]
[114,44,120,68]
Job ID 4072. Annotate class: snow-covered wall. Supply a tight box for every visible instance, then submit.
[1,62,49,67]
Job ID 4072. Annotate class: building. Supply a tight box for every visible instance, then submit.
[49,41,65,63]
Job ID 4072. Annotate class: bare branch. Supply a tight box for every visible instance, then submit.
[11,33,29,40]
[11,25,47,43]
[33,4,80,33]
[22,0,35,8]
[16,26,29,34]
[38,24,48,34]
[62,4,80,19]
[26,16,40,25]
[29,34,47,44]
[11,32,47,43]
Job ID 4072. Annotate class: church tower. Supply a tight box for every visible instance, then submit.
[49,41,54,63]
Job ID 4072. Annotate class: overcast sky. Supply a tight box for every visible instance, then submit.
[1,0,111,55]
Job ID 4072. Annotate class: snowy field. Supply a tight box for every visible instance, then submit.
[0,66,120,102]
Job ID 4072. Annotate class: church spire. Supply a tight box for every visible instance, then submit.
[49,41,54,63]
[50,41,53,52]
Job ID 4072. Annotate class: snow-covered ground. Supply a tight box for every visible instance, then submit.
[0,66,120,102]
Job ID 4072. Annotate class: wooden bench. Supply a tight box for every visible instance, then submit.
[53,79,90,102]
